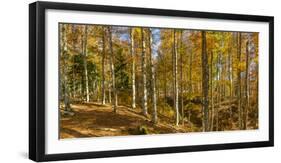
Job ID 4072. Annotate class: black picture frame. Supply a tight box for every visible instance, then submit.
[29,1,274,162]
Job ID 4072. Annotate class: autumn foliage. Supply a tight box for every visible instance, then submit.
[59,23,259,138]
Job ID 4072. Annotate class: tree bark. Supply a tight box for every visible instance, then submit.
[201,31,209,132]
[141,28,148,116]
[130,28,136,109]
[149,29,158,123]
[210,51,214,131]
[179,31,184,124]
[255,54,259,128]
[108,82,112,103]
[237,32,242,129]
[173,30,179,126]
[71,25,77,100]
[215,52,220,131]
[101,27,106,105]
[82,25,90,102]
[228,34,233,117]
[108,27,118,112]
[229,35,233,98]
[188,42,193,123]
[244,41,250,129]
[61,24,71,111]
[164,54,167,104]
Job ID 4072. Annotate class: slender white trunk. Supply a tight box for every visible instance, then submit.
[141,28,148,116]
[101,27,106,105]
[61,24,71,111]
[244,41,250,129]
[149,29,157,123]
[173,30,179,126]
[108,82,112,103]
[82,25,90,102]
[237,32,242,129]
[188,44,193,122]
[201,31,209,132]
[108,27,118,112]
[179,31,184,124]
[130,28,136,109]
[92,80,96,100]
[210,51,214,131]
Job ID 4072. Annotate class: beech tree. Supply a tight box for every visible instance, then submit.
[244,40,249,129]
[60,24,71,111]
[237,32,242,129]
[130,28,136,109]
[173,30,179,126]
[149,29,158,123]
[101,27,106,105]
[82,25,90,102]
[141,28,148,116]
[108,26,118,112]
[201,31,209,131]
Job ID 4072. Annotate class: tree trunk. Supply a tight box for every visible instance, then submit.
[210,51,214,131]
[108,27,118,112]
[179,31,184,124]
[229,35,233,98]
[215,53,220,131]
[149,29,158,123]
[164,54,167,104]
[237,32,242,129]
[228,35,233,117]
[141,28,148,116]
[71,25,77,100]
[61,24,71,111]
[82,25,90,102]
[92,80,96,101]
[201,31,209,132]
[101,27,106,105]
[188,44,193,123]
[256,63,259,128]
[130,28,136,109]
[108,82,112,103]
[244,41,249,129]
[173,30,179,126]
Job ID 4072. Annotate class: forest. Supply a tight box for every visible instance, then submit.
[59,23,259,139]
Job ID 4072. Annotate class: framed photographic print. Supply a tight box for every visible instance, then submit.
[29,1,274,162]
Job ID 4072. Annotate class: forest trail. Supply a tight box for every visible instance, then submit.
[60,103,193,139]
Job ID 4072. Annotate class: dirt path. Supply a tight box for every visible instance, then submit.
[60,103,192,139]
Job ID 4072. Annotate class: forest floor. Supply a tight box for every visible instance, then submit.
[59,103,195,139]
